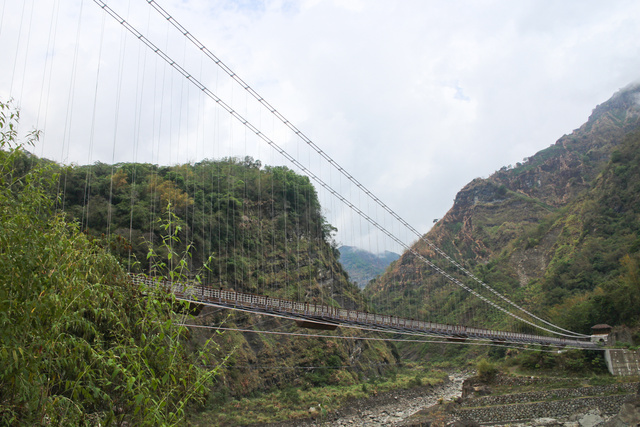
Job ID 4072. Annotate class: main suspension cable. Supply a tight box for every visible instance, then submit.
[94,0,586,338]
[141,0,587,338]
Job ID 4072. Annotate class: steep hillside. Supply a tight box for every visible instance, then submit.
[366,83,640,337]
[338,246,400,288]
[539,127,640,331]
[53,157,366,309]
[9,154,397,396]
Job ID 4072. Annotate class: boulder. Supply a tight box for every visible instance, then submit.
[603,395,640,426]
[578,409,604,427]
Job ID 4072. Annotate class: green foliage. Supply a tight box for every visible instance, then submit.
[551,253,640,331]
[542,130,640,330]
[510,349,607,374]
[192,365,447,426]
[365,87,640,374]
[281,387,301,404]
[5,100,385,404]
[476,358,498,382]
[0,101,219,425]
[45,152,342,302]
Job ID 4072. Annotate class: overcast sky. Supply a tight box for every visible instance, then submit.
[2,0,640,252]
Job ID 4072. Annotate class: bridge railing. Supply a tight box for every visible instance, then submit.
[129,274,596,349]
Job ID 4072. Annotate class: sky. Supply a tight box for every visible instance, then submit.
[1,0,640,252]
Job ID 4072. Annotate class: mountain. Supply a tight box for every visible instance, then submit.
[338,246,400,289]
[365,83,640,338]
[9,154,397,397]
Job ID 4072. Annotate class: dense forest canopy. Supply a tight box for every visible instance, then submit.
[8,143,350,299]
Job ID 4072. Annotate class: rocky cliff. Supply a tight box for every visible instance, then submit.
[365,83,640,336]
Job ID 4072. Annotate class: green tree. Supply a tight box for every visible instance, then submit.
[0,100,219,425]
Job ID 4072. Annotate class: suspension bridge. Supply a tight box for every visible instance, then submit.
[130,274,598,350]
[1,0,602,353]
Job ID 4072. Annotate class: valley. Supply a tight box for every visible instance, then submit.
[3,82,640,425]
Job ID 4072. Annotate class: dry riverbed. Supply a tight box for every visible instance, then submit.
[270,373,467,426]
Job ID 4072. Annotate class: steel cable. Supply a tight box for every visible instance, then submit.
[95,0,586,338]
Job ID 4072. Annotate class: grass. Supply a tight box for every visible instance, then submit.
[189,363,448,426]
[484,368,637,396]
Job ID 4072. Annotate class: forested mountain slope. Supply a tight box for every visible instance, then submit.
[37,155,396,396]
[2,97,397,420]
[366,83,640,339]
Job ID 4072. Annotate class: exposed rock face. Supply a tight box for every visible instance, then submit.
[441,85,640,268]
[609,326,638,347]
[366,83,640,330]
[577,409,605,427]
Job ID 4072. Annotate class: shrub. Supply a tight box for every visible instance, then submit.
[476,358,498,382]
[0,100,220,425]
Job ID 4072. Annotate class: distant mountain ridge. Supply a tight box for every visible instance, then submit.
[338,246,400,289]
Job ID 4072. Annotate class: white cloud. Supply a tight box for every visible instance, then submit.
[2,0,640,250]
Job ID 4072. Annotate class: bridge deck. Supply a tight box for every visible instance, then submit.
[130,275,597,349]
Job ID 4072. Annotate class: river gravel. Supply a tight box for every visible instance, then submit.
[315,373,467,426]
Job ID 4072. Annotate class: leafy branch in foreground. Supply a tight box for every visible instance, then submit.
[0,100,222,425]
